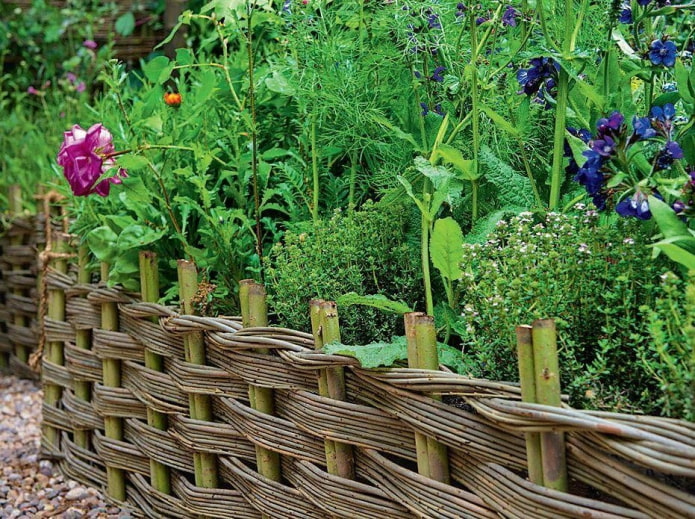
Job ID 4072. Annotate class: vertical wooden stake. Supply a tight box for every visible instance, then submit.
[404,312,431,478]
[240,279,281,485]
[531,319,568,492]
[516,325,543,485]
[73,245,92,450]
[101,262,126,502]
[317,301,355,480]
[140,252,171,494]
[310,300,338,475]
[404,312,450,483]
[177,260,219,488]
[42,230,68,450]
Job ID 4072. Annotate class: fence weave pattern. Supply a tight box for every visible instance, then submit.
[1,218,694,519]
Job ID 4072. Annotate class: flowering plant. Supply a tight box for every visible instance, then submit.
[57,124,127,197]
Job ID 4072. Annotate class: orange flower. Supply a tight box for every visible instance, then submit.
[164,92,182,107]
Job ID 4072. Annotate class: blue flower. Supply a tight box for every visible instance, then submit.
[632,116,657,140]
[651,103,676,121]
[502,6,519,27]
[575,150,606,196]
[427,13,442,29]
[420,102,429,116]
[650,103,676,138]
[591,136,617,157]
[655,141,684,170]
[456,3,466,17]
[637,0,651,6]
[596,111,625,138]
[516,57,559,102]
[430,66,446,82]
[282,0,291,14]
[616,190,652,220]
[618,7,632,23]
[648,39,677,67]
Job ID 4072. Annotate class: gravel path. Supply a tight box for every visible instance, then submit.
[0,375,131,518]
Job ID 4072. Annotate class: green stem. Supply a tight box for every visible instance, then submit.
[422,189,434,316]
[348,151,358,211]
[469,14,481,224]
[549,68,570,210]
[311,114,320,224]
[247,5,264,275]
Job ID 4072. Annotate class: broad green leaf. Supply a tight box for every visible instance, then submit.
[649,195,689,239]
[652,241,695,271]
[86,226,118,263]
[117,225,166,250]
[195,69,217,105]
[478,103,520,137]
[175,48,195,66]
[397,175,426,214]
[265,71,296,96]
[337,293,412,315]
[322,339,407,368]
[322,336,468,373]
[115,12,135,36]
[414,156,454,190]
[674,60,694,104]
[565,132,588,170]
[143,56,172,84]
[432,144,478,180]
[680,129,695,165]
[431,217,464,282]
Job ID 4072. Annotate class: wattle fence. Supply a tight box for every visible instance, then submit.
[1,206,694,519]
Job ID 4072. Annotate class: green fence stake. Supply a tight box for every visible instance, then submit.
[42,230,68,450]
[531,318,568,492]
[239,279,281,485]
[309,300,338,475]
[101,262,126,502]
[516,324,543,486]
[404,312,450,484]
[74,245,92,450]
[318,300,355,480]
[177,260,219,489]
[140,251,171,494]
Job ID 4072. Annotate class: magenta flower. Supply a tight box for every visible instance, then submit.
[56,124,127,197]
[27,86,40,95]
[83,39,98,50]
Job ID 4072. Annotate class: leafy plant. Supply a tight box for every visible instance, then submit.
[455,209,668,413]
[265,202,421,344]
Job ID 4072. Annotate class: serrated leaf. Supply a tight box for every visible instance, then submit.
[322,338,408,368]
[431,217,464,282]
[337,293,412,314]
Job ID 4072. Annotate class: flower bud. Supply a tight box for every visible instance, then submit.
[164,92,182,107]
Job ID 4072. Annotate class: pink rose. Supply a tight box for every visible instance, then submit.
[57,124,127,197]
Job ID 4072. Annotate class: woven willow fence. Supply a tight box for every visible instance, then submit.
[1,209,695,519]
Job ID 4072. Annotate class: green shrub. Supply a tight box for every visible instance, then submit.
[455,208,668,413]
[639,272,695,421]
[266,203,421,344]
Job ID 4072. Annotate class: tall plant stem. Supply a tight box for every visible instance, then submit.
[469,13,481,223]
[348,151,358,211]
[247,4,263,275]
[548,0,575,210]
[311,114,320,224]
[422,189,434,316]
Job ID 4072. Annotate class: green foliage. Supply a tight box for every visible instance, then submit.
[455,209,668,414]
[322,335,471,374]
[266,203,421,344]
[479,145,537,210]
[638,272,695,421]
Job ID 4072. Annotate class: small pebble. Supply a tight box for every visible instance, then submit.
[0,375,133,518]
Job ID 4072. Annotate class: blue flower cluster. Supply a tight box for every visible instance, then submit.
[516,57,559,107]
[573,104,686,219]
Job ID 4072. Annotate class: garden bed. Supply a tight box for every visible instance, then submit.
[1,212,693,518]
